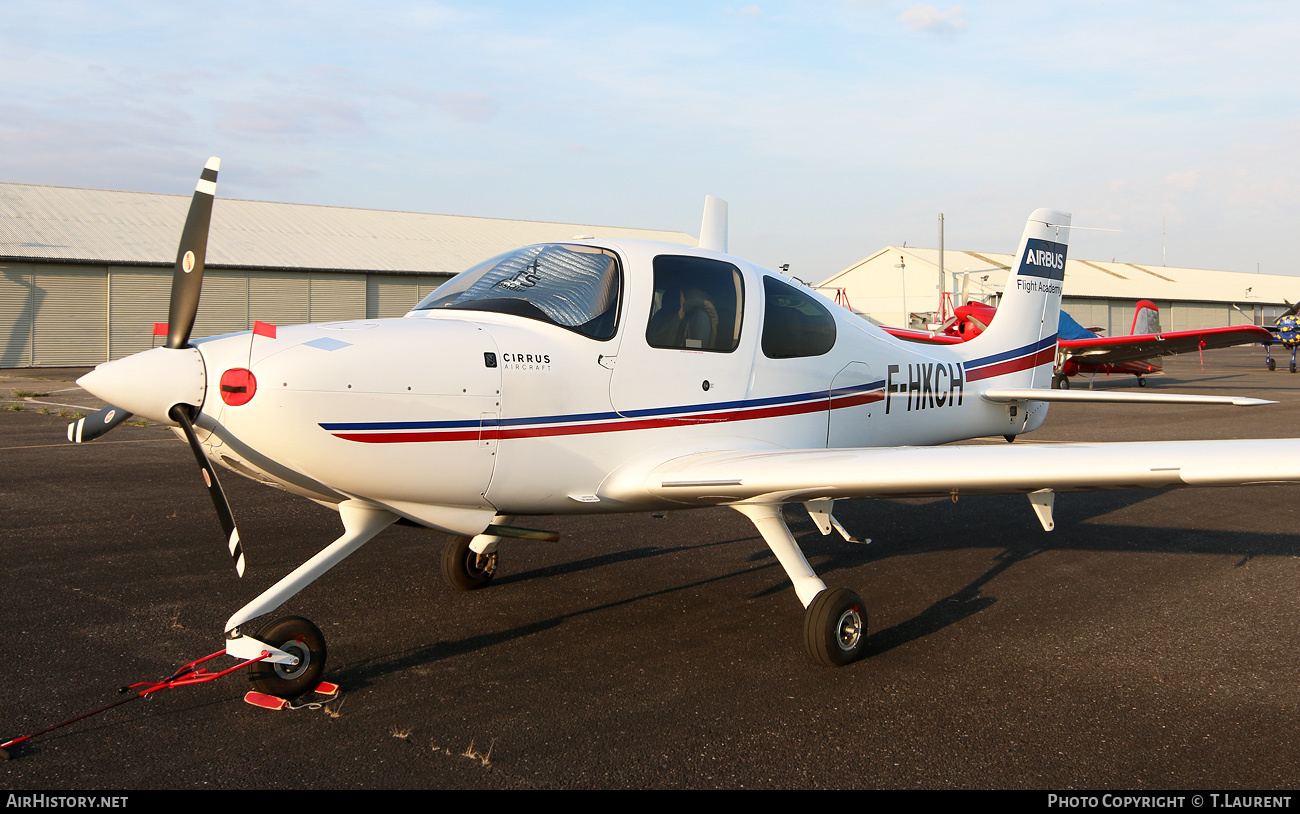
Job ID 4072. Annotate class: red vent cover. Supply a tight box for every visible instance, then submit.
[219,368,257,406]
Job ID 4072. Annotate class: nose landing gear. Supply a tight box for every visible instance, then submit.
[247,616,327,698]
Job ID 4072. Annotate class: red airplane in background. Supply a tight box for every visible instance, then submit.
[886,299,1271,389]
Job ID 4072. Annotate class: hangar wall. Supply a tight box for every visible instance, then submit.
[0,180,697,368]
[0,261,449,368]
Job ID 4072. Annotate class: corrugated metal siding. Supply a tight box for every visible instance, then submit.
[108,267,170,359]
[191,271,251,339]
[250,271,309,326]
[309,273,367,323]
[32,266,106,365]
[1170,302,1231,332]
[1109,301,1137,337]
[0,263,34,366]
[365,274,449,319]
[1062,298,1110,334]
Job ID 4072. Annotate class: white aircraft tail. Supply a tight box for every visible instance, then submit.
[961,208,1071,388]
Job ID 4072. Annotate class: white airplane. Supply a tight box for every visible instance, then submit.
[69,158,1300,696]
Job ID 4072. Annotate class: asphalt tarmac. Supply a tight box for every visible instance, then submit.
[3,346,1300,790]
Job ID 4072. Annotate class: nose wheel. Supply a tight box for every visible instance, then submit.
[803,588,866,667]
[247,616,327,698]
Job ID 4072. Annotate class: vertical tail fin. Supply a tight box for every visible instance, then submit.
[961,209,1071,388]
[1130,300,1160,336]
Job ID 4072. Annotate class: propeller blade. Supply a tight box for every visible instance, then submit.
[169,404,245,578]
[67,405,135,443]
[166,157,221,350]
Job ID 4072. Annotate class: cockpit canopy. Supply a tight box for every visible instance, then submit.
[413,243,621,340]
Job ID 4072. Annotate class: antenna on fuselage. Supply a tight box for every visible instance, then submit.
[698,195,728,253]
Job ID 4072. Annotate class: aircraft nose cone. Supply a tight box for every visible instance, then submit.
[77,346,206,425]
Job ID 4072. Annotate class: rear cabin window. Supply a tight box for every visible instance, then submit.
[761,276,836,358]
[646,256,744,352]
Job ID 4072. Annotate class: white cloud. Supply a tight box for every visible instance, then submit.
[899,4,967,36]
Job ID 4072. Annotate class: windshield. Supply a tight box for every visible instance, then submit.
[414,243,621,340]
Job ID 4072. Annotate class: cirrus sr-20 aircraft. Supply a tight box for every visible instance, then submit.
[67,159,1300,697]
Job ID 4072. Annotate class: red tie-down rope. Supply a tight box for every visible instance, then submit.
[1,649,268,760]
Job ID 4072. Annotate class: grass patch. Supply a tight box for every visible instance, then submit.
[14,390,51,398]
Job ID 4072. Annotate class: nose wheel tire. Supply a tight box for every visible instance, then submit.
[247,616,327,698]
[442,535,496,591]
[803,588,866,667]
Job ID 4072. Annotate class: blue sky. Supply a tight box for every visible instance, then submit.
[3,1,1298,281]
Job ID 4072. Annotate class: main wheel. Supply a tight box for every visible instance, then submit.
[442,534,496,590]
[803,588,866,667]
[1268,357,1276,371]
[1137,377,1147,387]
[247,616,327,698]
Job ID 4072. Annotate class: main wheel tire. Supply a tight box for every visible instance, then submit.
[442,535,496,591]
[803,588,867,667]
[248,616,327,698]
[1268,357,1277,371]
[1137,377,1147,387]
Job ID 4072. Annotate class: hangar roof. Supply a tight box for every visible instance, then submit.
[0,182,696,275]
[820,246,1300,306]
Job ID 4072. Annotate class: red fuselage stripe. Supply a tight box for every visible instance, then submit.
[332,390,886,444]
[964,347,1055,382]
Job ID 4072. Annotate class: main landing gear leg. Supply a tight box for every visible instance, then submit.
[225,499,398,695]
[731,503,866,667]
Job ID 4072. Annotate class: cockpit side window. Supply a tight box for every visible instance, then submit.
[646,256,744,352]
[413,243,621,340]
[761,276,836,358]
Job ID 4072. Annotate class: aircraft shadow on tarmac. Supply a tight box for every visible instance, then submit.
[784,490,1300,657]
[330,485,1300,684]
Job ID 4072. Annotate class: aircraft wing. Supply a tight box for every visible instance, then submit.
[602,439,1300,508]
[1060,325,1271,366]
